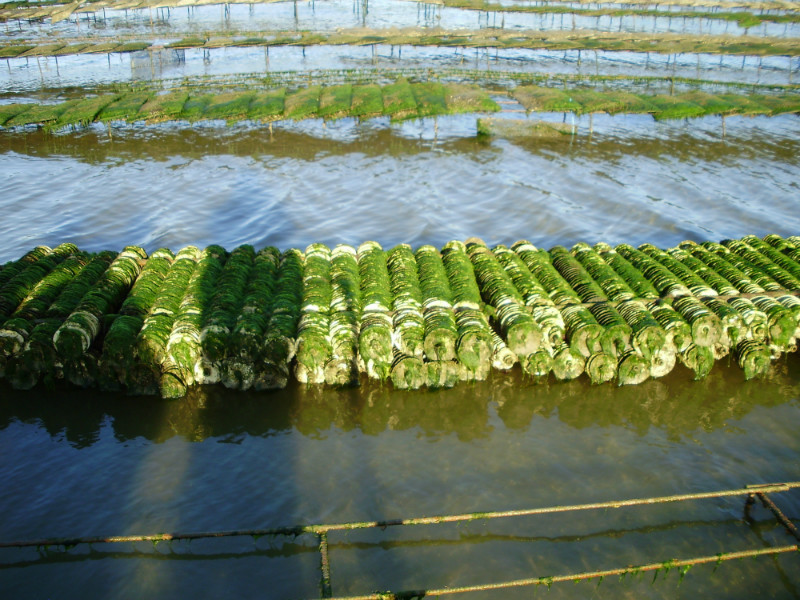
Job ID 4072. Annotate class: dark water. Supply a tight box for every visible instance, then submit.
[1,354,799,598]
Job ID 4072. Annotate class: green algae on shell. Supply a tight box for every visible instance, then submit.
[571,242,636,302]
[638,242,718,297]
[585,351,617,384]
[415,245,458,362]
[616,299,669,360]
[46,251,117,319]
[551,341,585,381]
[53,246,145,361]
[387,244,425,359]
[735,339,772,380]
[728,296,769,342]
[703,241,783,291]
[5,319,62,390]
[672,296,723,347]
[679,241,764,294]
[666,245,740,296]
[741,235,800,282]
[520,348,552,381]
[199,245,252,365]
[202,91,257,121]
[617,349,650,386]
[513,86,578,113]
[615,243,692,297]
[5,101,79,128]
[284,85,321,120]
[444,83,500,114]
[295,244,332,385]
[722,239,800,291]
[261,248,304,379]
[550,245,607,303]
[588,302,632,358]
[678,343,715,380]
[0,244,75,321]
[489,327,518,371]
[468,241,542,356]
[391,349,426,390]
[750,295,797,349]
[647,301,694,352]
[56,95,119,129]
[0,103,35,126]
[593,242,660,299]
[411,81,447,118]
[560,303,604,358]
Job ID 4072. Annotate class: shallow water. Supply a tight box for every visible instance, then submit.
[5,0,798,41]
[1,353,799,598]
[1,112,799,263]
[1,1,800,597]
[2,43,795,94]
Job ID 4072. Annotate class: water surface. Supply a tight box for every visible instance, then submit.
[1,355,799,598]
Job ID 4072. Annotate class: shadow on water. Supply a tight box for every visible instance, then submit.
[2,352,798,446]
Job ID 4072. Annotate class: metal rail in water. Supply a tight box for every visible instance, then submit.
[1,482,798,598]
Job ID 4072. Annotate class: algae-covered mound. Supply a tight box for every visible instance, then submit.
[0,82,500,131]
[5,83,792,133]
[0,233,798,398]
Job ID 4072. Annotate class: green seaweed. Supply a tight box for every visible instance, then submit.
[248,88,286,121]
[0,103,35,126]
[57,95,119,128]
[411,81,447,118]
[284,85,321,120]
[382,77,417,120]
[137,91,189,122]
[97,93,151,122]
[444,83,500,114]
[6,100,79,128]
[318,84,353,120]
[202,91,256,120]
[513,86,578,113]
[179,95,213,122]
[649,95,706,121]
[350,84,384,118]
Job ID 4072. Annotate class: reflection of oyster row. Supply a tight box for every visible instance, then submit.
[1,234,800,398]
